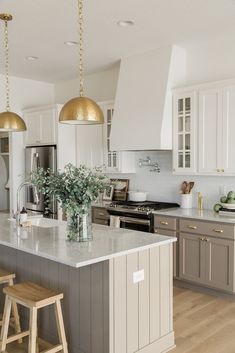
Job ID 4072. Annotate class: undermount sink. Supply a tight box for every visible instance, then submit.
[8,217,63,229]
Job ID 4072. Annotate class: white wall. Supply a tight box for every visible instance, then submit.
[54,37,235,211]
[54,66,119,103]
[0,74,54,211]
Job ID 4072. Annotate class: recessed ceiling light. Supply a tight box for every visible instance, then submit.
[64,41,78,46]
[25,56,39,61]
[117,20,135,27]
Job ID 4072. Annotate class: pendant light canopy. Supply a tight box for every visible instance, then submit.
[0,14,26,132]
[59,0,104,125]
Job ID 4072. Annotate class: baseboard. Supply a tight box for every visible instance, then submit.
[137,331,175,353]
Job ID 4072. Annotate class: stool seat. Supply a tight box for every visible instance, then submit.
[0,268,15,282]
[3,281,63,308]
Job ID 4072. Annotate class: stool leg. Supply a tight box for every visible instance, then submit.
[28,307,37,353]
[8,278,22,343]
[0,295,12,352]
[54,300,68,353]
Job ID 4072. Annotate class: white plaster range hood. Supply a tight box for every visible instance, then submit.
[110,45,186,151]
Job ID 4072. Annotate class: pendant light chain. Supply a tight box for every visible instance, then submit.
[4,20,10,111]
[78,0,84,97]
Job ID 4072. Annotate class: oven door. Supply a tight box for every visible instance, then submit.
[119,216,151,232]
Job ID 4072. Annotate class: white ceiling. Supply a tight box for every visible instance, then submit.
[1,0,235,83]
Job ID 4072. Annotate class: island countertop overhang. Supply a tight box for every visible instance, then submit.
[0,214,176,268]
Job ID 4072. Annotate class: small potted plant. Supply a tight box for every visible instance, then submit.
[31,164,107,242]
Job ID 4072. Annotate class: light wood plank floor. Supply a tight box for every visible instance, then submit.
[3,285,235,352]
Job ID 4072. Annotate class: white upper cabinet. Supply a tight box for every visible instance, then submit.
[173,79,235,176]
[24,107,57,146]
[198,88,223,174]
[222,86,235,174]
[76,124,104,168]
[173,91,196,174]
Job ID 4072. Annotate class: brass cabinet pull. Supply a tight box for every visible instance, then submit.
[221,169,225,172]
[155,229,158,233]
[187,225,197,230]
[98,212,105,216]
[200,237,205,241]
[205,238,210,242]
[160,221,169,226]
[216,169,220,172]
[213,229,223,233]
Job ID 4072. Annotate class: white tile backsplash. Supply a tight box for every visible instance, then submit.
[110,151,235,210]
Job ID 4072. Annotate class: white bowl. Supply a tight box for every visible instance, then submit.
[128,191,148,202]
[221,203,235,210]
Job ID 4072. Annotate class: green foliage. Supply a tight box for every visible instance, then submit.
[31,164,108,215]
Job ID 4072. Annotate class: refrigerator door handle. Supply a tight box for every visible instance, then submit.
[33,152,40,171]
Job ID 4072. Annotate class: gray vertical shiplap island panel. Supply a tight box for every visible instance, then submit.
[149,246,160,342]
[138,249,150,349]
[0,241,174,353]
[126,252,138,353]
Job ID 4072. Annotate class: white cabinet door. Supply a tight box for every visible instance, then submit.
[198,88,223,174]
[24,112,41,145]
[173,91,196,174]
[24,108,57,146]
[222,86,235,174]
[40,109,56,144]
[76,125,104,168]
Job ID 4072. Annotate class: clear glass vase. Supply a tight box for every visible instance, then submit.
[66,206,93,242]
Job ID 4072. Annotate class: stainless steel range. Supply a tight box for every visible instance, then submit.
[107,201,179,232]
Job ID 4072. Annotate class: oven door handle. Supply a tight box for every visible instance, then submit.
[119,217,150,226]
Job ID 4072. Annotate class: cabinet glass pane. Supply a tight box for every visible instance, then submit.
[185,134,191,150]
[107,124,111,138]
[107,110,112,123]
[178,99,183,113]
[185,97,191,111]
[178,116,183,132]
[178,135,183,150]
[178,152,183,168]
[185,152,191,168]
[113,153,117,167]
[108,153,111,167]
[185,116,191,132]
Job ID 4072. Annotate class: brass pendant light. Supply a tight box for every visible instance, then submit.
[59,0,104,125]
[0,14,26,132]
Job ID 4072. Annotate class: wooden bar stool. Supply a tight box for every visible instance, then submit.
[0,281,68,353]
[0,268,21,338]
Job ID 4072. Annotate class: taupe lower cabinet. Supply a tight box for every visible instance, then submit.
[154,214,235,293]
[92,206,110,226]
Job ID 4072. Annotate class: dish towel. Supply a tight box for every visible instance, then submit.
[110,215,121,228]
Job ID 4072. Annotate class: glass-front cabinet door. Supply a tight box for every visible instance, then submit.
[101,102,119,172]
[173,91,196,174]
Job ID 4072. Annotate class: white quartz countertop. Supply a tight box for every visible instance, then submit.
[153,208,235,224]
[0,214,176,268]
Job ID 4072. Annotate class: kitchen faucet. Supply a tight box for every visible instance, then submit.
[16,181,39,225]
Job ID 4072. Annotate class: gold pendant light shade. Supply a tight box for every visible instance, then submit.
[59,0,104,125]
[0,112,26,132]
[59,97,104,124]
[0,13,26,132]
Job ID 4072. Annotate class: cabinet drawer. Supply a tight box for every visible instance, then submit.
[154,229,176,237]
[92,207,109,220]
[93,218,109,226]
[179,219,235,240]
[154,216,177,230]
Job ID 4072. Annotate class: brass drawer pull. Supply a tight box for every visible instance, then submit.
[187,225,197,230]
[98,212,105,216]
[213,229,224,233]
[160,221,169,226]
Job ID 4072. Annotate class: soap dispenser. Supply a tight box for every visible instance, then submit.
[198,192,204,211]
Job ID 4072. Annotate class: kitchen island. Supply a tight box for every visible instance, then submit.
[0,214,176,353]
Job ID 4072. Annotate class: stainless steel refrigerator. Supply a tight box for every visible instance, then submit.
[25,145,57,218]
